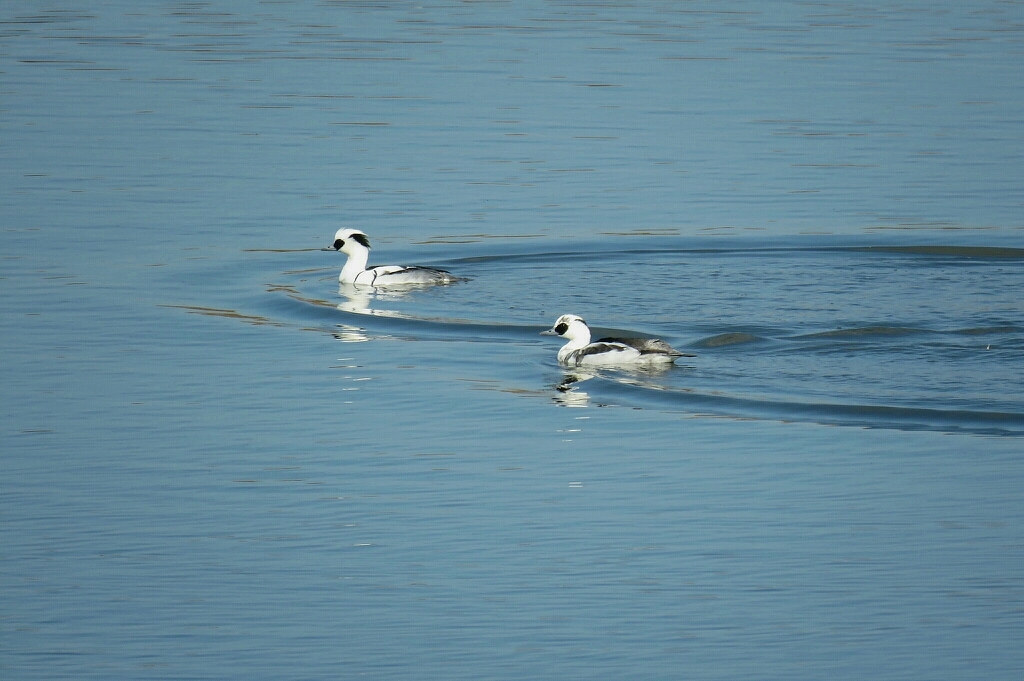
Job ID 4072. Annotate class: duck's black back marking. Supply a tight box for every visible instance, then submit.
[598,336,682,355]
[597,337,647,350]
[364,265,456,285]
[408,265,452,274]
[578,342,627,357]
[369,265,452,276]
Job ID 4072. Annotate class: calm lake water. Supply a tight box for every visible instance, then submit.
[3,2,1023,679]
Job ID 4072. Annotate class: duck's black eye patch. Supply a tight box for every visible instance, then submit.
[555,322,568,335]
[351,233,371,249]
[333,239,344,250]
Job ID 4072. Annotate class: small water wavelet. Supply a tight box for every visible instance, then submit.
[557,373,1024,436]
[693,332,765,348]
[265,284,546,344]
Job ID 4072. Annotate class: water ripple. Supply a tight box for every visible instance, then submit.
[253,239,1024,435]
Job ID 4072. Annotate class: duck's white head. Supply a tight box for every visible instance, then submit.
[330,228,371,255]
[542,314,592,345]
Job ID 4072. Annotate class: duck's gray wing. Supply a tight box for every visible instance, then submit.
[597,337,696,357]
[367,265,464,284]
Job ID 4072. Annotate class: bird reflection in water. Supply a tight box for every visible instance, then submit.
[550,360,686,408]
[552,370,594,407]
[336,282,428,318]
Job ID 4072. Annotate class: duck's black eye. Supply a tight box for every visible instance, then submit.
[555,323,568,335]
[333,239,344,250]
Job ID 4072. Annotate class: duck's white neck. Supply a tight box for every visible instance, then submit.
[339,248,370,283]
[560,322,592,351]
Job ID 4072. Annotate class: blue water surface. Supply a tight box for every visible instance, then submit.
[2,2,1023,680]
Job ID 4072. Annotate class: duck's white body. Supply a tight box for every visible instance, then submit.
[542,314,693,367]
[328,229,461,286]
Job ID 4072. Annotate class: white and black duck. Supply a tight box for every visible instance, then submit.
[326,228,462,286]
[542,314,694,367]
